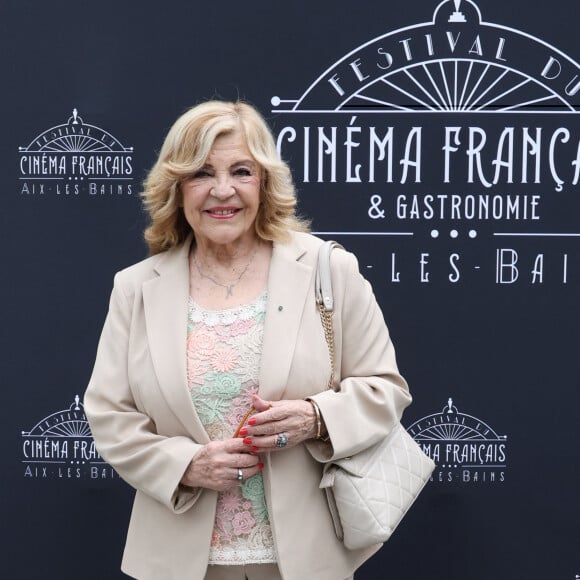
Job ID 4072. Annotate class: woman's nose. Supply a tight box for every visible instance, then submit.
[211,175,235,198]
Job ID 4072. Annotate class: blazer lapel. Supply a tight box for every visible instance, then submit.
[259,237,313,401]
[142,238,210,444]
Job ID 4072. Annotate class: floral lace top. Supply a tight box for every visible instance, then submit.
[187,292,276,565]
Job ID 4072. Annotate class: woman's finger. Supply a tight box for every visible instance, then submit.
[235,462,265,484]
[246,431,293,451]
[251,394,272,412]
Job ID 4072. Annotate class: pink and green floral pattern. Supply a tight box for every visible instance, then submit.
[187,293,276,565]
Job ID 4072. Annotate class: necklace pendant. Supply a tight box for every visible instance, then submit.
[193,245,259,299]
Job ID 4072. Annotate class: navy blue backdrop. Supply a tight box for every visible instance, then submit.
[1,1,578,578]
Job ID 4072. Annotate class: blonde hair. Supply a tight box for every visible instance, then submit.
[141,100,309,254]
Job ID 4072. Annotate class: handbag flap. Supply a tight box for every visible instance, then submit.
[320,458,364,490]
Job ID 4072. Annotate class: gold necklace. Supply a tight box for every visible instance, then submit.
[192,247,259,298]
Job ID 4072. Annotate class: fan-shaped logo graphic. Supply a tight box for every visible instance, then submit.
[407,398,507,484]
[18,108,134,196]
[21,395,118,480]
[272,0,578,113]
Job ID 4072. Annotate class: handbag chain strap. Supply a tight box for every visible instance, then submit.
[318,305,335,389]
[315,240,343,391]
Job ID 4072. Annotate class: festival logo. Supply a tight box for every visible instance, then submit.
[271,0,579,286]
[21,395,118,480]
[18,108,134,196]
[407,398,507,484]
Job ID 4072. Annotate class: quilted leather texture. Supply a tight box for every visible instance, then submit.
[320,424,435,550]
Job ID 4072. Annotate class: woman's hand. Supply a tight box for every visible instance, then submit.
[238,394,318,452]
[180,438,263,492]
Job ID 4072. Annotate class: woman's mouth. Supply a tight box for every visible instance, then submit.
[205,207,241,218]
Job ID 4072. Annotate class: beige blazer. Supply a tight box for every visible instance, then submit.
[84,231,412,580]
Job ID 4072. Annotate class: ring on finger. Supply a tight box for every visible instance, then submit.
[275,433,288,448]
[237,468,243,482]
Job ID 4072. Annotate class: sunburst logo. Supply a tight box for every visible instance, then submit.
[21,396,118,480]
[407,398,507,484]
[272,0,578,113]
[18,108,134,196]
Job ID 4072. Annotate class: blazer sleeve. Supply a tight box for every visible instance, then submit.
[306,249,412,462]
[84,274,203,513]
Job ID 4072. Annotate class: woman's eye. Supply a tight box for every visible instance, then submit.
[192,170,211,179]
[234,168,252,177]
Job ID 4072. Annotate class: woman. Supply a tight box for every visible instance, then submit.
[84,100,412,580]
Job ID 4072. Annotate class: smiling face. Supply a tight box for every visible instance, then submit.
[181,130,262,253]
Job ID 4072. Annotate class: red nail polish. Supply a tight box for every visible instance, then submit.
[251,446,260,452]
[243,437,252,445]
[239,428,248,436]
[258,462,264,470]
[248,418,257,426]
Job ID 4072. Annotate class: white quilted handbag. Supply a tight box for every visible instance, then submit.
[315,241,436,550]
